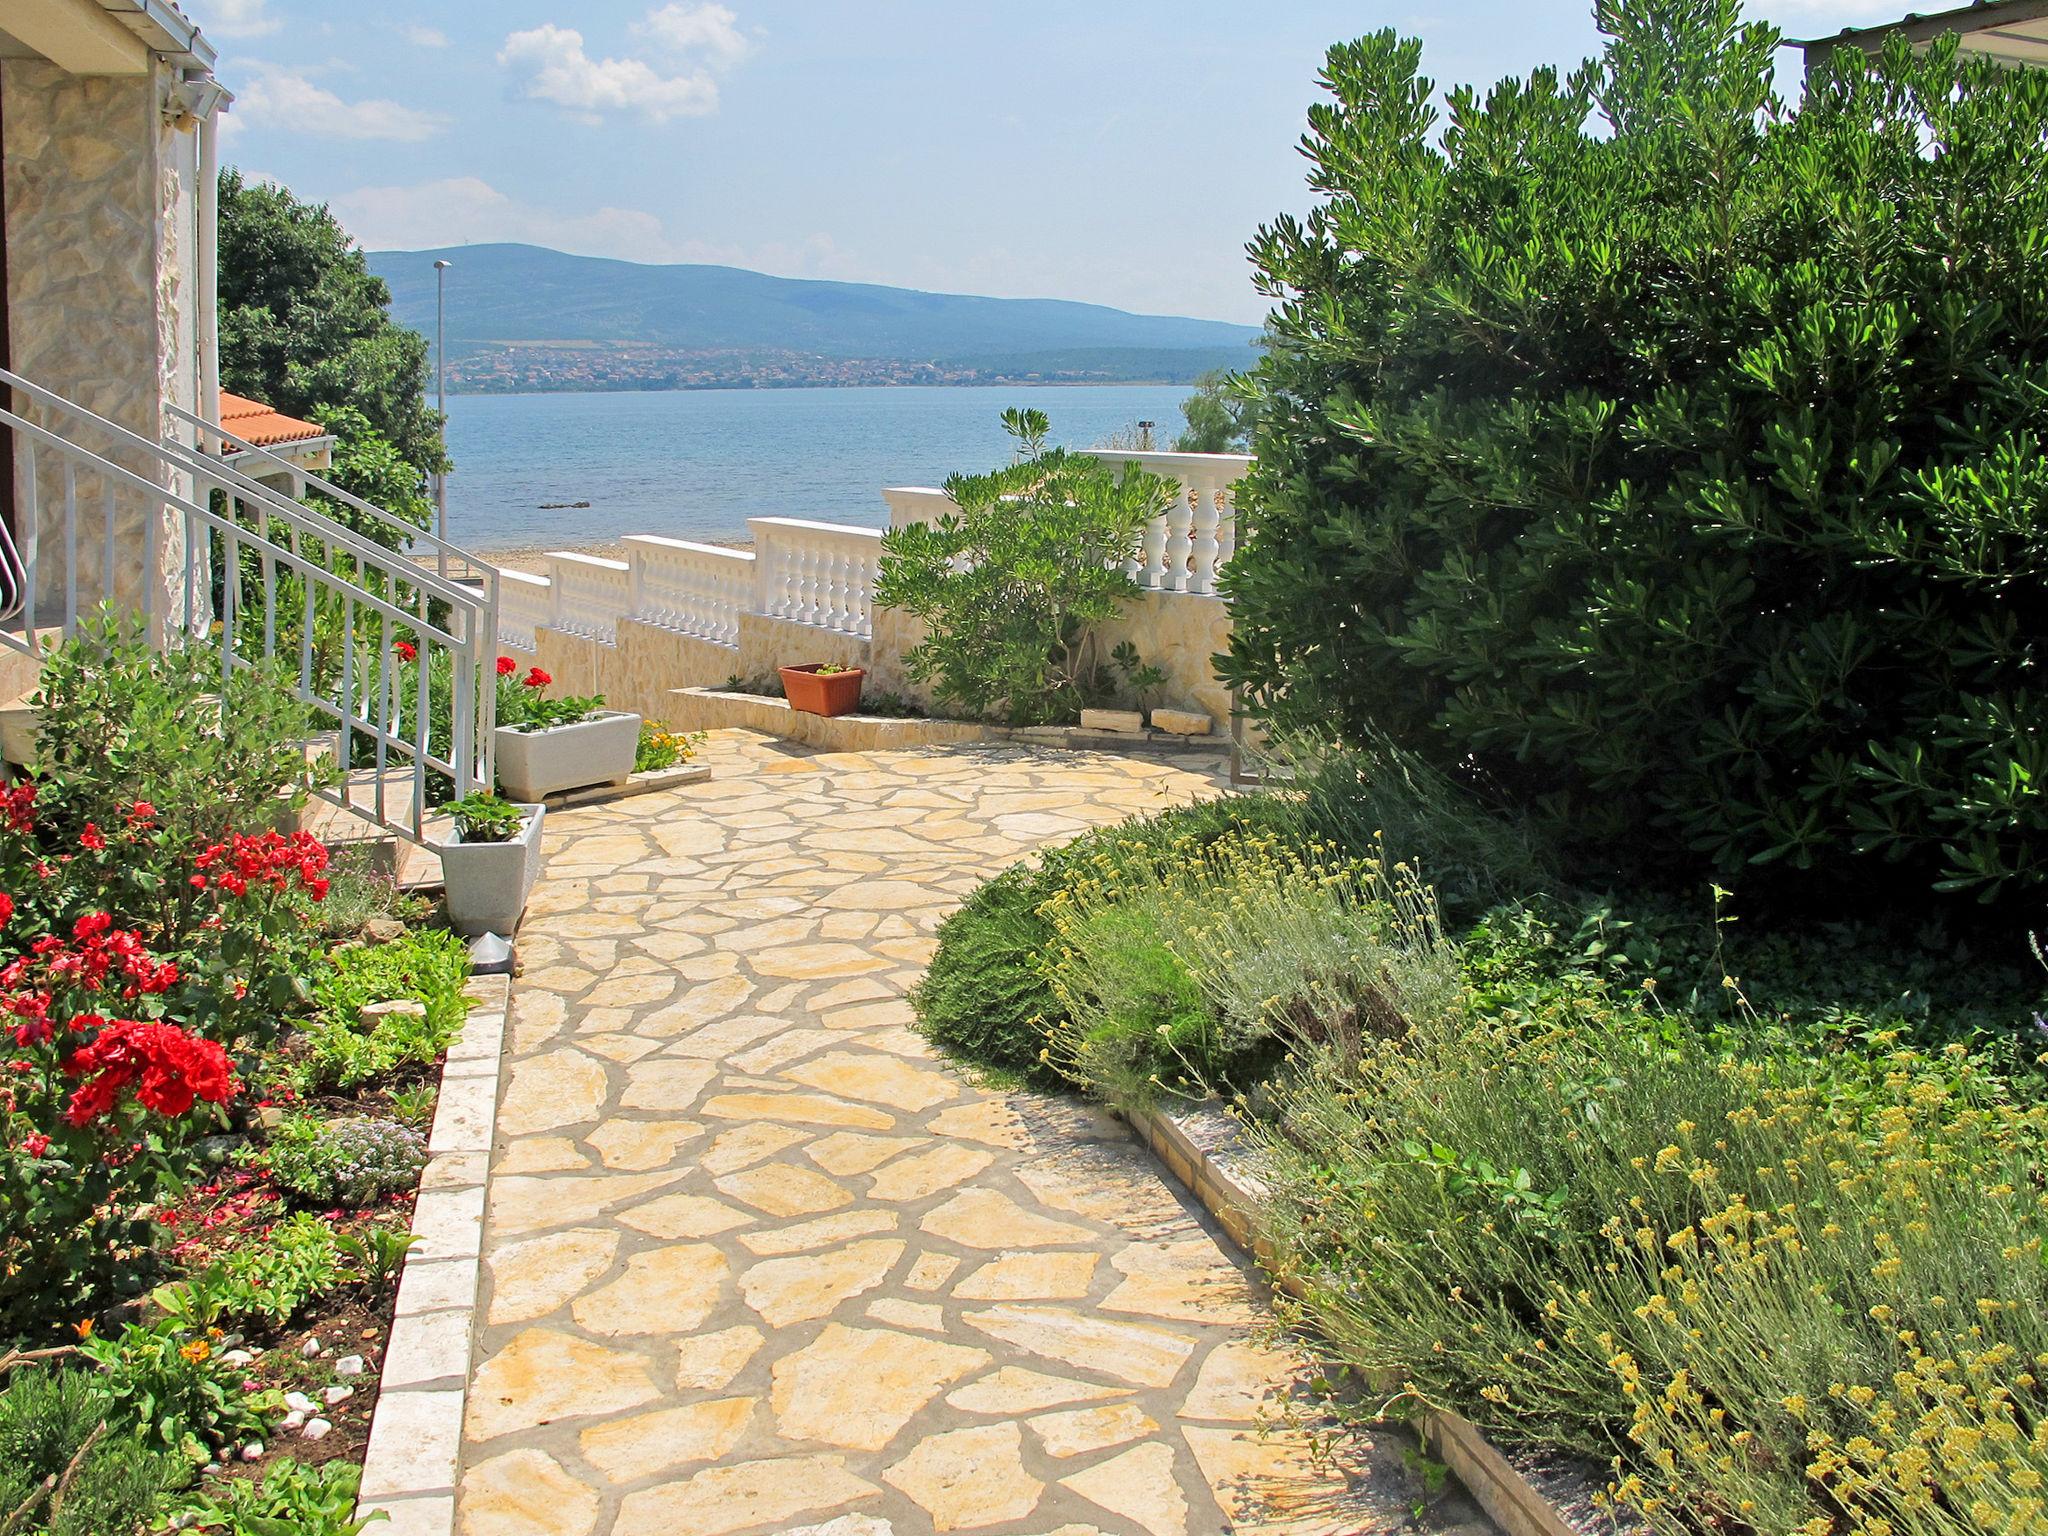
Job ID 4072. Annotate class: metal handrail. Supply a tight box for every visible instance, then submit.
[0,369,500,843]
[164,400,500,596]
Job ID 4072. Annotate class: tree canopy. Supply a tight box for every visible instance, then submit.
[217,170,445,493]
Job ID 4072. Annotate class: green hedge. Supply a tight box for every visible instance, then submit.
[1222,5,2048,915]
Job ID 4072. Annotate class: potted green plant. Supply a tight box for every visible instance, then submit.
[436,790,545,937]
[491,660,642,801]
[779,661,866,717]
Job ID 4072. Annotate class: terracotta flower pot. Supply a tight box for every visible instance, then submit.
[781,664,866,717]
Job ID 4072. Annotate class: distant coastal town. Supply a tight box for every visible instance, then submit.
[443,341,1233,393]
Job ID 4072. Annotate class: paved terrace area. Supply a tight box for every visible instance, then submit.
[455,731,1491,1536]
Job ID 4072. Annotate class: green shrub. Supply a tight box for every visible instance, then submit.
[1248,925,2048,1535]
[1223,4,2048,914]
[876,409,1173,725]
[912,793,1303,1084]
[0,1366,178,1536]
[1040,824,1456,1105]
[267,1115,425,1208]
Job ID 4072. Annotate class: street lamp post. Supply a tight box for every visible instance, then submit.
[433,258,451,580]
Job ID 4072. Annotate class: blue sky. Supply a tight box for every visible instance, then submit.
[198,0,1912,324]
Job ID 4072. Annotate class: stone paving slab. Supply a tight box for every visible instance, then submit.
[456,730,1491,1536]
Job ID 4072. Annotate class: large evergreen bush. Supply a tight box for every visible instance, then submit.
[1223,0,2048,912]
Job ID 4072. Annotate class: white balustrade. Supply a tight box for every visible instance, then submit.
[747,517,884,640]
[546,552,630,645]
[497,569,553,652]
[881,486,956,529]
[1085,450,1252,596]
[624,535,753,649]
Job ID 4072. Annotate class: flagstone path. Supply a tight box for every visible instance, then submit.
[455,730,1492,1536]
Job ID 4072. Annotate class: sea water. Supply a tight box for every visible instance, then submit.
[440,383,1196,551]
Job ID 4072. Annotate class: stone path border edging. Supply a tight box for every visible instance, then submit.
[1125,1105,1579,1536]
[354,973,511,1536]
[666,685,1230,757]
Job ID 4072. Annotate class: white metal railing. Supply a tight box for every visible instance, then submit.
[749,517,883,640]
[624,535,752,649]
[166,402,500,598]
[0,366,498,843]
[1086,450,1251,597]
[546,552,630,645]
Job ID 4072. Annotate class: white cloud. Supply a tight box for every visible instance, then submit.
[635,3,750,67]
[199,0,280,40]
[225,68,447,142]
[397,23,451,48]
[498,5,752,125]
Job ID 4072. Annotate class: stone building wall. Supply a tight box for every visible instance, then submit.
[3,56,199,630]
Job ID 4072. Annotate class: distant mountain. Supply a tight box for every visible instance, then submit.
[367,244,1260,389]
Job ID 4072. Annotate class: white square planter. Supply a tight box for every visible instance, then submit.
[494,710,641,801]
[437,802,545,938]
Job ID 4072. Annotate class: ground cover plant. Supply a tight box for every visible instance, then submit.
[1220,0,2048,918]
[0,612,473,1532]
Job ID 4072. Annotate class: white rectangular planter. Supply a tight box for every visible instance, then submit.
[494,710,641,801]
[437,803,545,938]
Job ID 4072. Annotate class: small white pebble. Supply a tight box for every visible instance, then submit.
[301,1418,333,1442]
[199,1464,222,1480]
[240,1443,264,1462]
[284,1392,315,1414]
[334,1354,365,1377]
[323,1385,355,1407]
[300,1337,322,1359]
[221,1349,254,1367]
[281,1411,306,1431]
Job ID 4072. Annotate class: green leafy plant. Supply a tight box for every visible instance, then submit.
[876,409,1173,725]
[444,790,527,844]
[334,1227,418,1292]
[175,1456,383,1535]
[1222,4,2048,915]
[211,1213,348,1324]
[386,1082,438,1127]
[78,1320,276,1462]
[298,929,470,1090]
[633,722,702,774]
[266,1115,426,1208]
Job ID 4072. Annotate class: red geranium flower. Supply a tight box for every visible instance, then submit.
[126,801,157,827]
[394,641,418,662]
[79,824,106,852]
[524,666,551,689]
[496,656,517,676]
[61,1017,235,1126]
[21,1133,48,1157]
[0,892,13,929]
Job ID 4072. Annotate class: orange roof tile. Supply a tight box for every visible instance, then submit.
[218,391,327,450]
